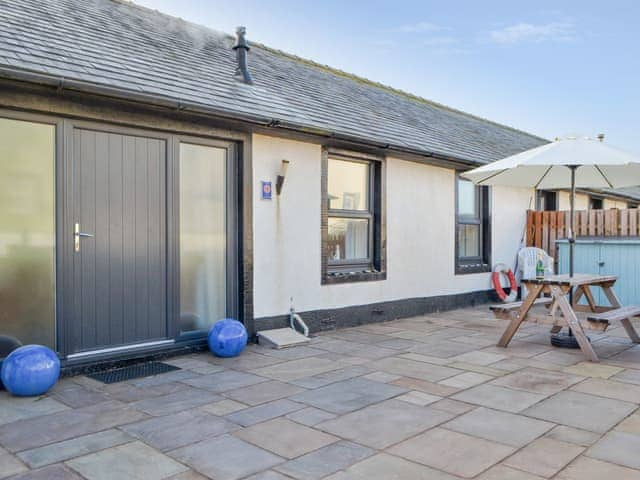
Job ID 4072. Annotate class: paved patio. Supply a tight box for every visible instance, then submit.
[3,307,640,479]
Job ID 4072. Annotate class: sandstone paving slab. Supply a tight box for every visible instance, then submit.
[169,434,283,480]
[244,471,293,480]
[503,437,584,477]
[274,440,373,479]
[131,387,221,416]
[131,369,200,387]
[209,351,288,370]
[16,429,133,468]
[409,339,478,358]
[323,452,461,480]
[199,398,248,416]
[102,381,185,403]
[391,376,459,396]
[181,370,268,393]
[446,362,507,377]
[451,384,546,413]
[586,430,640,470]
[570,377,640,403]
[285,407,337,426]
[7,464,84,480]
[317,399,455,449]
[311,340,398,360]
[250,357,345,382]
[398,352,453,365]
[67,440,188,480]
[369,356,460,382]
[121,408,239,451]
[556,456,640,480]
[388,427,516,478]
[523,390,637,433]
[431,398,477,415]
[222,380,304,405]
[438,371,493,389]
[490,367,584,395]
[0,400,146,452]
[375,338,425,351]
[166,470,210,480]
[234,417,338,459]
[0,393,69,426]
[563,361,624,379]
[545,425,601,447]
[395,390,441,406]
[611,368,640,385]
[324,331,390,345]
[450,350,507,366]
[224,398,305,426]
[615,412,640,434]
[258,343,348,359]
[290,377,406,414]
[50,384,111,408]
[0,445,28,478]
[532,350,583,367]
[476,465,545,479]
[289,366,371,389]
[444,407,555,447]
[361,371,402,383]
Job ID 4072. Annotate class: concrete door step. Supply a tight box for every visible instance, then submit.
[257,327,310,349]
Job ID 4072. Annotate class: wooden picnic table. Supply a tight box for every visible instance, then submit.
[497,274,640,362]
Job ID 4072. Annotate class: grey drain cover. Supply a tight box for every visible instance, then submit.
[86,361,180,384]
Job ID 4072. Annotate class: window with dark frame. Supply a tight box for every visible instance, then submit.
[590,196,603,210]
[456,176,491,274]
[537,190,558,211]
[322,149,385,284]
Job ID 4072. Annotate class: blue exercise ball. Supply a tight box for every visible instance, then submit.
[208,319,247,358]
[1,345,60,396]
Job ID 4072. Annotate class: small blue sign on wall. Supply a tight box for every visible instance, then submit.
[261,181,272,200]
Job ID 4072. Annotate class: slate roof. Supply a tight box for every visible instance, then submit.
[0,0,553,165]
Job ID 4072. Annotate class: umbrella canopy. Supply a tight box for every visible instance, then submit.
[461,137,640,189]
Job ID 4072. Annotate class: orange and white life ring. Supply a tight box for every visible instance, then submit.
[492,263,517,303]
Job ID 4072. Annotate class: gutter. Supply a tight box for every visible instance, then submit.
[0,65,480,169]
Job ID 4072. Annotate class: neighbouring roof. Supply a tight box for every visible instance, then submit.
[0,0,549,165]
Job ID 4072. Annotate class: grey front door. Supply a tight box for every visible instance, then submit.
[63,127,168,354]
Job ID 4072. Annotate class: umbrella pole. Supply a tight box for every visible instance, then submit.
[568,166,576,337]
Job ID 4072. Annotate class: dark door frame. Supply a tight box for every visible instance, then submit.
[0,107,253,358]
[170,134,241,341]
[60,119,245,355]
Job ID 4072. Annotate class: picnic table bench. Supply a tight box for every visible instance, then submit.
[495,274,640,362]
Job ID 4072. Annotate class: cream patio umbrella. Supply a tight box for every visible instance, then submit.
[462,136,640,278]
[462,136,640,346]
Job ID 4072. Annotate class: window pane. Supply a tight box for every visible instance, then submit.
[458,224,480,258]
[328,159,369,210]
[0,118,56,350]
[458,179,477,217]
[179,143,227,333]
[328,217,369,261]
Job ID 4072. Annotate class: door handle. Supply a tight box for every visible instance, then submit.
[74,222,94,252]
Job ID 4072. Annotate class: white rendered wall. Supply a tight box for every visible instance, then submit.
[252,134,533,318]
[558,191,590,211]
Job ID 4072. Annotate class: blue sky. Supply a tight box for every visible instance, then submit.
[136,0,639,153]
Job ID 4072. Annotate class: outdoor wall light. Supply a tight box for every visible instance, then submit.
[276,159,289,195]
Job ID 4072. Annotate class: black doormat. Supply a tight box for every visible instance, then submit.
[86,361,180,384]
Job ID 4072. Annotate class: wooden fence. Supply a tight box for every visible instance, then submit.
[526,209,640,256]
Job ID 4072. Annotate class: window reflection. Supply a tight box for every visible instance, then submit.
[328,159,369,210]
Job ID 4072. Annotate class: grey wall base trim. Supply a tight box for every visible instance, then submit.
[254,289,497,334]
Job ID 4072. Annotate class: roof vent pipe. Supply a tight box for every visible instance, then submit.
[233,26,253,84]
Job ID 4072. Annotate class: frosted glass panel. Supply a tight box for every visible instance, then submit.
[0,117,55,350]
[328,159,369,210]
[179,143,226,333]
[458,179,477,217]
